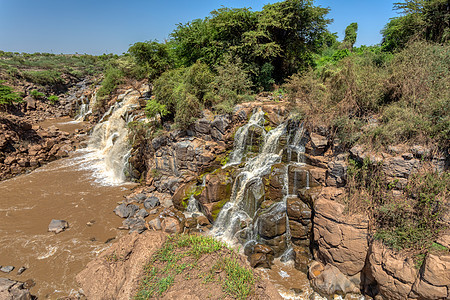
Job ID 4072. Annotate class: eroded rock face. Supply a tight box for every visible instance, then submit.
[76,231,167,300]
[314,198,368,276]
[410,254,450,300]
[368,241,418,300]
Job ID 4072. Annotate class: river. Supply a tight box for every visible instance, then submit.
[0,119,135,298]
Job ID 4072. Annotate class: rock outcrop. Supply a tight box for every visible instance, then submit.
[76,231,167,300]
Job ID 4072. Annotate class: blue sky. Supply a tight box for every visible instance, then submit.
[0,0,398,55]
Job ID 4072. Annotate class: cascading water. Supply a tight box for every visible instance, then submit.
[213,121,287,241]
[77,90,141,185]
[212,110,309,264]
[226,108,266,166]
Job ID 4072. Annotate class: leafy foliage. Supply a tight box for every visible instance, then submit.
[0,81,22,106]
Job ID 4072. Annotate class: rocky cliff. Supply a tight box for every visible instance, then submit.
[120,99,449,299]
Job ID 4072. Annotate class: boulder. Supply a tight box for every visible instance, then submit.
[368,241,418,300]
[113,203,139,218]
[0,278,33,300]
[257,204,286,239]
[314,198,368,276]
[48,219,69,234]
[120,217,147,234]
[135,208,149,219]
[309,261,360,296]
[162,217,182,234]
[246,243,274,268]
[144,196,160,209]
[0,266,14,273]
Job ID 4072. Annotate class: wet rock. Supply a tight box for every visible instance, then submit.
[48,219,69,234]
[289,220,311,239]
[247,243,274,268]
[196,215,210,226]
[136,208,149,219]
[309,261,359,296]
[144,196,160,209]
[114,203,139,218]
[17,267,27,275]
[200,171,233,204]
[293,246,311,272]
[0,278,33,300]
[257,204,286,239]
[0,266,14,273]
[185,217,197,229]
[263,163,285,202]
[286,197,311,222]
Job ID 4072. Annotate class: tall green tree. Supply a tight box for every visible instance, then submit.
[128,41,172,80]
[342,22,358,50]
[382,0,449,51]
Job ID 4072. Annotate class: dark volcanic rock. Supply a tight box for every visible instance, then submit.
[144,196,160,209]
[0,278,33,299]
[114,203,139,218]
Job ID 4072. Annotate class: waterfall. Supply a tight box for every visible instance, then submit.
[226,108,266,166]
[75,92,98,121]
[212,112,307,263]
[213,121,287,241]
[78,90,140,185]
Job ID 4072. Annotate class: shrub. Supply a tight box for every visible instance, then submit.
[0,81,23,106]
[30,90,46,99]
[48,95,59,104]
[97,67,123,99]
[145,99,169,124]
[347,158,449,251]
[22,70,63,85]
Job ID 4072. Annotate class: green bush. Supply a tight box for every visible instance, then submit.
[48,95,59,104]
[22,70,63,85]
[30,90,46,99]
[97,67,123,99]
[347,158,449,251]
[0,81,23,106]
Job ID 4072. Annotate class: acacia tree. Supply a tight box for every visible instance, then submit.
[170,0,332,86]
[382,0,449,51]
[128,41,172,81]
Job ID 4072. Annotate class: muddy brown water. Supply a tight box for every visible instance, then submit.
[0,119,135,298]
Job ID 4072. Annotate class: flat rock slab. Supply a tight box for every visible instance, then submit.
[48,219,69,234]
[0,266,14,273]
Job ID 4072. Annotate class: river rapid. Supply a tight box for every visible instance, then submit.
[0,118,135,298]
